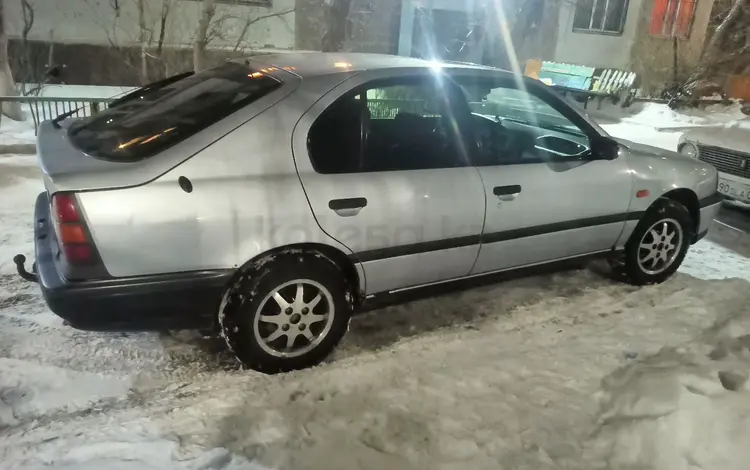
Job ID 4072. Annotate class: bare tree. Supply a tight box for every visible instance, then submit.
[320,0,352,52]
[155,0,173,77]
[136,0,152,82]
[156,0,171,56]
[18,0,56,96]
[702,0,748,65]
[17,0,40,95]
[685,0,750,94]
[194,0,295,70]
[134,0,176,80]
[232,8,294,52]
[193,0,216,71]
[83,0,176,82]
[0,0,24,120]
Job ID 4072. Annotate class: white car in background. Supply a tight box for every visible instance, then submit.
[679,129,750,204]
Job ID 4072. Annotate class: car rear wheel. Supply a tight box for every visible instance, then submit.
[619,199,693,285]
[219,251,353,374]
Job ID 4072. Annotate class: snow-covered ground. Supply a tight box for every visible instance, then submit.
[595,101,750,130]
[1,102,750,470]
[592,100,750,155]
[0,108,36,149]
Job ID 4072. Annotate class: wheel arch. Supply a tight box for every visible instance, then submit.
[230,242,363,306]
[656,188,700,232]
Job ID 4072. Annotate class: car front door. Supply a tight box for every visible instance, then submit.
[292,70,486,295]
[456,74,634,274]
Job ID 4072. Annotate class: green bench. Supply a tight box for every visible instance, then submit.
[526,60,639,109]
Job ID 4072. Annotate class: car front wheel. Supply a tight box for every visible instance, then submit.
[219,251,353,373]
[620,199,693,285]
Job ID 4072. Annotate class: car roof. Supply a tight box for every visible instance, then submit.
[241,51,502,78]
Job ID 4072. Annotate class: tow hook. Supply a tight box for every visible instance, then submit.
[13,254,38,283]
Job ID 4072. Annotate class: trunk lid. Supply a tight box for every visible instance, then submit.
[36,120,132,194]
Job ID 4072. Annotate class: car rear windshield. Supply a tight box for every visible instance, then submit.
[67,62,282,161]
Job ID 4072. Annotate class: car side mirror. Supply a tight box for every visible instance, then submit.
[590,136,619,161]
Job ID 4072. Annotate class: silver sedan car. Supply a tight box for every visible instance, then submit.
[15,53,722,373]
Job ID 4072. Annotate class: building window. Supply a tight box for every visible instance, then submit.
[573,0,630,35]
[649,0,695,38]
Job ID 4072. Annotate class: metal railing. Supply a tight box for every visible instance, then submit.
[0,96,114,135]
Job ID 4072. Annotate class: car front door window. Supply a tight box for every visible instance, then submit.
[461,83,593,166]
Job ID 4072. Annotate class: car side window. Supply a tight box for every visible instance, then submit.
[308,77,472,174]
[457,78,592,166]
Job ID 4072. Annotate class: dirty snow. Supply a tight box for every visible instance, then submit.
[1,103,750,470]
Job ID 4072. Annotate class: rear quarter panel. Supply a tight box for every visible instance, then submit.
[78,78,359,281]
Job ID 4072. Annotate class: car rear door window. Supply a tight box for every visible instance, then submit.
[68,63,282,162]
[307,76,473,174]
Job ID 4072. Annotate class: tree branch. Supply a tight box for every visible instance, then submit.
[232,8,294,52]
[687,0,750,88]
[157,0,171,54]
[321,0,352,52]
[19,0,36,94]
[194,0,217,71]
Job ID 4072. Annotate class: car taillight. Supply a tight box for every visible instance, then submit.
[51,193,93,264]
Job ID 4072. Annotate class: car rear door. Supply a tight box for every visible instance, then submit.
[456,73,634,274]
[292,69,486,295]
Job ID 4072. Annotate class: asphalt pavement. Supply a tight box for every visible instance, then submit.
[707,201,750,258]
[716,201,750,233]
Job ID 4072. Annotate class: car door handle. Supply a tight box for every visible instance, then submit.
[493,185,522,201]
[329,197,367,217]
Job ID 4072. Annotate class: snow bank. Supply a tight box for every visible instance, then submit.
[15,439,264,470]
[592,101,750,153]
[15,84,135,99]
[602,121,683,152]
[0,106,36,147]
[592,101,750,131]
[34,84,136,99]
[586,310,750,470]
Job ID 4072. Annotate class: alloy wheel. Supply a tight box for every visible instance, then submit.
[253,279,335,358]
[636,218,684,275]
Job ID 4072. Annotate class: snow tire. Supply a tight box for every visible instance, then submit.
[219,250,353,374]
[619,198,694,286]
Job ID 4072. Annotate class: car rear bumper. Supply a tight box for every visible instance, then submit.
[695,192,723,244]
[33,192,233,331]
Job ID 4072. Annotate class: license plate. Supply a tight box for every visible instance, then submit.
[718,178,750,203]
